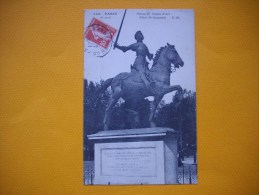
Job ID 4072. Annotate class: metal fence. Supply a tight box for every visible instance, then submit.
[84,161,95,185]
[177,164,197,184]
[84,161,197,185]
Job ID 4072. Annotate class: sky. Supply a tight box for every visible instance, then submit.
[84,9,195,102]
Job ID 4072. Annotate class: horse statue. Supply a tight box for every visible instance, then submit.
[99,43,184,130]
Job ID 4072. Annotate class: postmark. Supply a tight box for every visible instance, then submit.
[84,18,117,57]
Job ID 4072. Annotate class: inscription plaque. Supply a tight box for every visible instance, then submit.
[101,147,156,177]
[94,140,167,184]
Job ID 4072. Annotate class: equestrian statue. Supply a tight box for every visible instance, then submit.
[99,33,184,130]
[98,10,184,130]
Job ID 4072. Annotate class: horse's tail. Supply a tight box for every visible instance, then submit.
[96,78,113,94]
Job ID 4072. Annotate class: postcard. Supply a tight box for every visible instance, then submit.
[84,9,196,185]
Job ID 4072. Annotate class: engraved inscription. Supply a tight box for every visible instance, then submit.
[101,147,156,177]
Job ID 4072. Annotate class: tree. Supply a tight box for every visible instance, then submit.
[83,79,110,160]
[155,89,196,157]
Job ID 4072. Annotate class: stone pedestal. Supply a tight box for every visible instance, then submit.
[88,127,179,185]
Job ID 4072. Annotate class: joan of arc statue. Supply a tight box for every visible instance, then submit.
[114,31,155,91]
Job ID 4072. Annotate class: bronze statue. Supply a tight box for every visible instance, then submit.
[100,42,184,130]
[114,31,155,92]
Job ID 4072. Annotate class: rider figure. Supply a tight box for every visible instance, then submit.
[114,31,155,92]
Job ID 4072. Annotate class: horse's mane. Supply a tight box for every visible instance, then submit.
[152,46,166,67]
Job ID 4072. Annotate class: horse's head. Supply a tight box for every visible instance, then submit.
[165,43,184,69]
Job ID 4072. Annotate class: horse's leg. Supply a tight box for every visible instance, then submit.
[148,85,182,127]
[133,111,140,128]
[125,109,140,129]
[103,87,122,130]
[160,85,182,95]
[149,95,163,127]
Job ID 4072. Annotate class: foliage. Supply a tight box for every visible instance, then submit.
[83,79,110,160]
[155,89,196,156]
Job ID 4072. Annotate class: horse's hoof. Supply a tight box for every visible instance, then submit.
[150,122,156,127]
[103,124,108,131]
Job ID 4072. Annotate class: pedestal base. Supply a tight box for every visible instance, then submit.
[88,127,179,185]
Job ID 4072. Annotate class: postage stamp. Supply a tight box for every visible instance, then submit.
[84,18,117,57]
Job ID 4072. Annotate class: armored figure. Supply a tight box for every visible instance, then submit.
[114,31,154,91]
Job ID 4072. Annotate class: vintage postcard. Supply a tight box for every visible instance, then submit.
[84,9,196,185]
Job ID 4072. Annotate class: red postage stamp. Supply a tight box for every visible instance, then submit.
[85,18,117,49]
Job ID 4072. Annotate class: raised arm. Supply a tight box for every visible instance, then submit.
[114,43,136,53]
